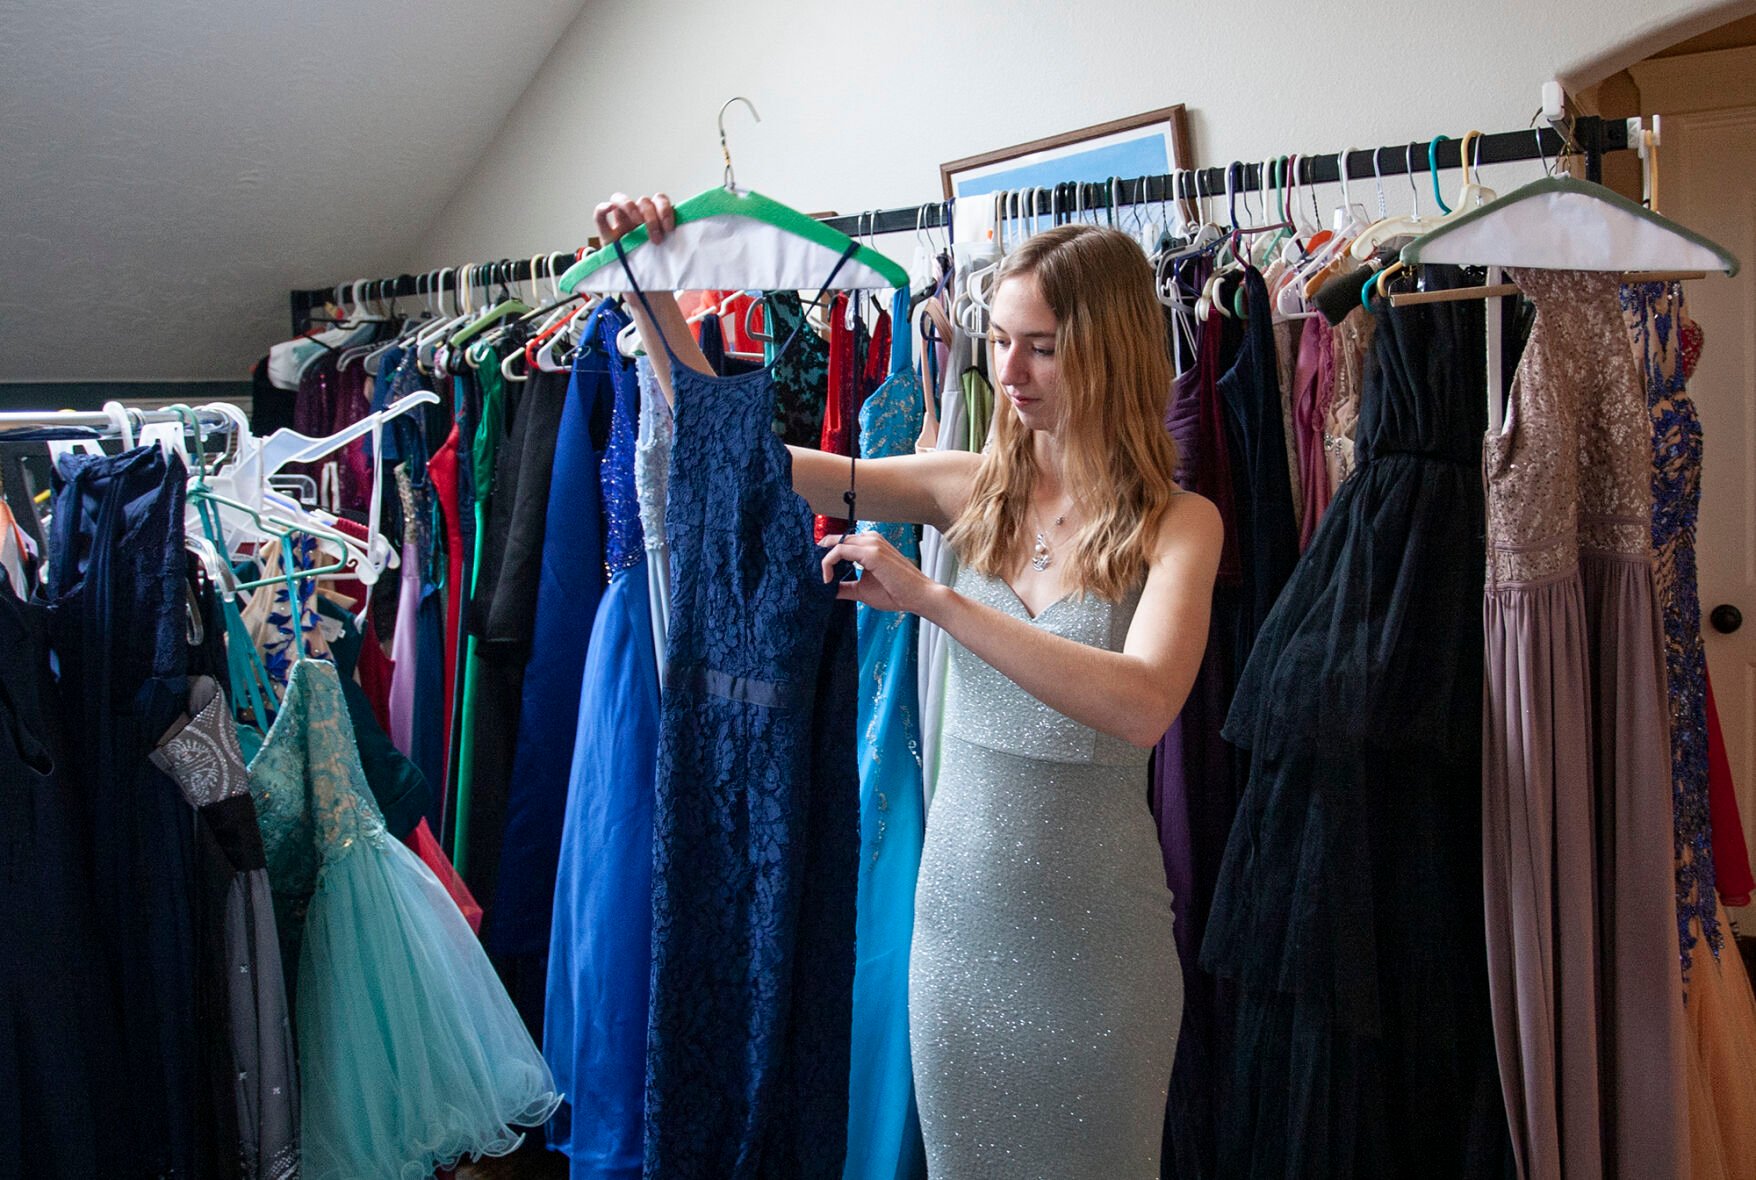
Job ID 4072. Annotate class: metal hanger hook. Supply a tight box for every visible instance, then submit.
[718,96,761,190]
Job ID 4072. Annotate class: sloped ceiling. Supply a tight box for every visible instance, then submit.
[0,0,589,382]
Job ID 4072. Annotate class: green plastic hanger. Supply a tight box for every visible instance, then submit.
[559,187,908,293]
[448,262,531,348]
[1399,174,1740,275]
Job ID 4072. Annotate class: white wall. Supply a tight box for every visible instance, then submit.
[408,0,1755,272]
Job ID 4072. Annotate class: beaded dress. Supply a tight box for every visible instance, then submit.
[910,568,1178,1178]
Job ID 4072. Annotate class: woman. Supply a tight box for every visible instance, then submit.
[597,193,1222,1177]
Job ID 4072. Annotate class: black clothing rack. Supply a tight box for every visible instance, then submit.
[288,115,1629,335]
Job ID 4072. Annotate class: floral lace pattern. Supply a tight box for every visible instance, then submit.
[643,328,859,1177]
[1487,270,1653,588]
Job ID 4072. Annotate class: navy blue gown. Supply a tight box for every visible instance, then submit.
[622,248,861,1179]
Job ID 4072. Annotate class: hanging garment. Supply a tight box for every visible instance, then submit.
[46,444,199,1178]
[815,295,887,540]
[1271,317,1304,537]
[911,566,1178,1177]
[249,658,559,1179]
[915,315,975,806]
[460,356,570,939]
[0,582,120,1179]
[544,328,658,1180]
[1622,280,1723,970]
[430,425,464,776]
[1202,271,1512,1179]
[634,359,673,681]
[766,290,833,446]
[1323,310,1372,491]
[1155,289,1248,1180]
[844,286,927,1180]
[1482,268,1687,1180]
[1705,673,1756,905]
[1622,279,1756,1179]
[491,307,621,971]
[1291,315,1335,549]
[150,677,300,1180]
[1216,268,1300,655]
[622,249,861,1179]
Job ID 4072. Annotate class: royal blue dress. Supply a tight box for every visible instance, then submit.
[544,311,660,1179]
[621,246,862,1178]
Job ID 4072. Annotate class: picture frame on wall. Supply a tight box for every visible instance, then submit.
[938,105,1195,204]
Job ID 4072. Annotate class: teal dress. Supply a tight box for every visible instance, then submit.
[248,659,559,1179]
[845,287,928,1180]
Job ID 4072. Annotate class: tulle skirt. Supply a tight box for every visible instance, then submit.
[297,830,560,1178]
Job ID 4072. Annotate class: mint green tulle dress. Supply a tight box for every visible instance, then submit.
[248,659,560,1178]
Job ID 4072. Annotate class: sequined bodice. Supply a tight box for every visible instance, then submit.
[856,365,924,557]
[249,661,389,887]
[600,322,644,574]
[1486,269,1653,588]
[150,677,250,807]
[943,566,1147,768]
[635,358,672,555]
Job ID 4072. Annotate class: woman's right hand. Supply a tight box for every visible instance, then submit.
[594,192,677,248]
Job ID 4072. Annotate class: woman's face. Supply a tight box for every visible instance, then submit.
[990,273,1063,433]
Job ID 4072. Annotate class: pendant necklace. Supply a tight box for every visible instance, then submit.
[1031,508,1068,572]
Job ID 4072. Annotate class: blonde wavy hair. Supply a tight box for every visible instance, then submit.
[944,224,1180,602]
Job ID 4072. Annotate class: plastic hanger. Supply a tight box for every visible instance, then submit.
[559,98,908,293]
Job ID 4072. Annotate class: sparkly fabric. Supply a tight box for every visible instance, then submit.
[1324,309,1372,490]
[845,291,928,1180]
[602,323,645,574]
[635,357,674,678]
[1482,268,1686,1180]
[1621,281,1721,976]
[249,659,559,1179]
[151,677,301,1180]
[912,566,1176,1177]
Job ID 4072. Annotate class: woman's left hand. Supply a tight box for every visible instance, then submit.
[818,530,942,617]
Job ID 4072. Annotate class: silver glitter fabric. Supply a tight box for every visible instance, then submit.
[910,566,1180,1178]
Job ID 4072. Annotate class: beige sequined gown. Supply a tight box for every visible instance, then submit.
[1481,268,1687,1180]
[910,566,1179,1178]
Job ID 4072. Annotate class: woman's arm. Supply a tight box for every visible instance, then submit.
[824,492,1223,748]
[788,447,981,530]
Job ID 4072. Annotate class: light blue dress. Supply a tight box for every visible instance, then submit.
[248,659,559,1179]
[846,287,929,1180]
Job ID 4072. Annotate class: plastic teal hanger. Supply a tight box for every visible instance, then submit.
[1428,136,1453,214]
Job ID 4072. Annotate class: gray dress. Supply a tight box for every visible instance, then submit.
[909,566,1180,1178]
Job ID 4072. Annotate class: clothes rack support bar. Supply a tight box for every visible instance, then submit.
[287,116,1626,334]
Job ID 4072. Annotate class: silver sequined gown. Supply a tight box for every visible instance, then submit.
[910,566,1180,1178]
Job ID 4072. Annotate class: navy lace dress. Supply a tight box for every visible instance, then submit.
[621,249,862,1178]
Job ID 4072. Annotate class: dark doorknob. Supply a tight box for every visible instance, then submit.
[1711,604,1743,634]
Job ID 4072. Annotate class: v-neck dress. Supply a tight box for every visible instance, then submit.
[910,564,1178,1178]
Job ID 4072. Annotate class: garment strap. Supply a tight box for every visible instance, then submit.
[612,237,862,373]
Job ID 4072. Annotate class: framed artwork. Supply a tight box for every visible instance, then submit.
[939,105,1194,204]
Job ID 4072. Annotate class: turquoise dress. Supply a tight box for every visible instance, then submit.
[248,659,559,1179]
[845,286,928,1180]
